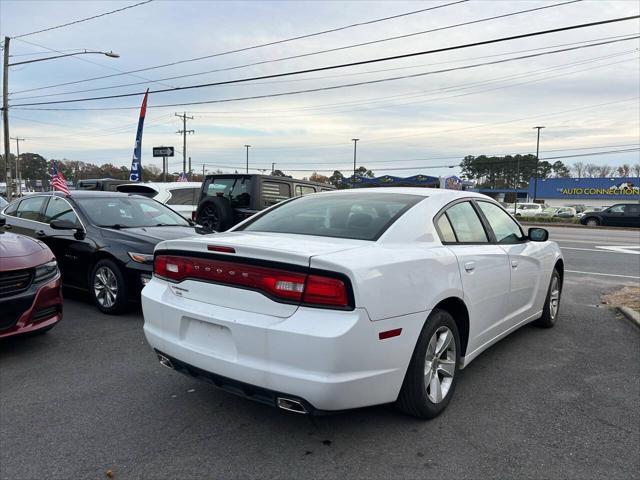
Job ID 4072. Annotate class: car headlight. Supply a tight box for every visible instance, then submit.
[128,252,154,264]
[34,260,58,283]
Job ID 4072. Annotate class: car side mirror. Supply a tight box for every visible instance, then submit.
[528,227,548,242]
[50,219,77,230]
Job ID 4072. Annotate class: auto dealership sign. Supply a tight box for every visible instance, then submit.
[530,177,640,200]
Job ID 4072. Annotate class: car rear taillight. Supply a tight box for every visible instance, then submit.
[154,254,351,309]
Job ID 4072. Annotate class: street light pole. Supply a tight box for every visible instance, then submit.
[2,37,118,200]
[352,138,359,187]
[533,126,545,202]
[244,145,251,174]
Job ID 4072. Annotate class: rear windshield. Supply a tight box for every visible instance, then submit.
[238,192,423,241]
[203,176,251,208]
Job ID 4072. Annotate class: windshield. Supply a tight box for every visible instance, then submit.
[542,208,559,213]
[75,196,190,228]
[238,192,423,241]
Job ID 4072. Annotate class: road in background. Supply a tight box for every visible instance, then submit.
[544,225,640,284]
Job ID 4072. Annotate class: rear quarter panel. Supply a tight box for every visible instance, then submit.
[311,244,463,321]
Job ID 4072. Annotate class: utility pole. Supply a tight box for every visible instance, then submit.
[351,138,359,187]
[176,112,194,175]
[188,156,192,180]
[244,145,251,174]
[532,126,545,202]
[202,164,205,177]
[10,136,24,195]
[3,37,12,200]
[271,162,275,175]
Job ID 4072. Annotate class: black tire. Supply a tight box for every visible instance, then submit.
[396,309,461,419]
[534,269,562,328]
[90,259,129,315]
[585,217,600,227]
[196,197,234,232]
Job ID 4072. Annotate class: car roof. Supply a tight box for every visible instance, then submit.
[117,182,202,191]
[319,187,488,201]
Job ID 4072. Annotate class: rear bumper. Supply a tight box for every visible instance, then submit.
[0,274,63,339]
[142,279,427,411]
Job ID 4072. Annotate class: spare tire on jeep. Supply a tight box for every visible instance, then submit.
[196,196,234,232]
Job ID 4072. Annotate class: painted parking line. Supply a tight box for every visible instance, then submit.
[595,245,640,255]
[566,270,640,279]
[561,247,639,254]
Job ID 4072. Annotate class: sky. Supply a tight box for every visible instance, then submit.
[1,0,639,179]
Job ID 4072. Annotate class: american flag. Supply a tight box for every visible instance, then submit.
[177,172,188,182]
[51,161,70,195]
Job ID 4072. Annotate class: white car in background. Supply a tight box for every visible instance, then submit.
[513,202,545,217]
[142,188,563,418]
[116,182,202,220]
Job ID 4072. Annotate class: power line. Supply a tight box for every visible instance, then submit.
[10,0,154,39]
[14,33,636,102]
[13,30,639,110]
[10,0,468,95]
[9,0,582,99]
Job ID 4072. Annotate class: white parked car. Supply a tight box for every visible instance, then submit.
[116,182,202,220]
[513,202,545,217]
[142,188,563,418]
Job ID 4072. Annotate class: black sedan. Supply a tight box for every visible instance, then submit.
[0,191,204,314]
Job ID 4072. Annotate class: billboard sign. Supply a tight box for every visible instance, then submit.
[529,177,640,200]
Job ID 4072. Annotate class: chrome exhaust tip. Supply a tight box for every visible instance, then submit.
[157,353,174,369]
[276,397,308,414]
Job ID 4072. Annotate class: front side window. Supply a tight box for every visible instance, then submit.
[75,197,189,228]
[295,185,316,196]
[477,201,524,244]
[42,197,80,225]
[16,196,47,222]
[608,205,625,213]
[444,202,488,243]
[239,192,423,241]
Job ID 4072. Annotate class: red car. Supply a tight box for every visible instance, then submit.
[0,218,63,338]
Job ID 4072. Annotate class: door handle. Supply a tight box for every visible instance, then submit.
[35,230,46,237]
[511,260,518,269]
[464,261,476,273]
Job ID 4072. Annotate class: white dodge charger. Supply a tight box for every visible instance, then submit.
[142,188,563,418]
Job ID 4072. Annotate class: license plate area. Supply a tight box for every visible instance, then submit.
[179,317,237,360]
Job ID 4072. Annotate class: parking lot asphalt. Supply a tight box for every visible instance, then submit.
[1,228,639,480]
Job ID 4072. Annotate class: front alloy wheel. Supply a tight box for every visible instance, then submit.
[94,266,118,309]
[90,259,128,314]
[586,218,599,227]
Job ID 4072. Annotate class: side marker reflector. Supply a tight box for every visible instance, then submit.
[379,328,402,340]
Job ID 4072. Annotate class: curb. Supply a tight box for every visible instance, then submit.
[617,306,640,328]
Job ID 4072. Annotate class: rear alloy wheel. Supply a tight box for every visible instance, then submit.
[585,218,599,227]
[91,259,128,314]
[397,309,460,419]
[534,269,562,328]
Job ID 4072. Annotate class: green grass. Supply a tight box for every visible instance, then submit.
[518,216,580,224]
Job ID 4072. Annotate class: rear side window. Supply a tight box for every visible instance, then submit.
[16,196,47,222]
[167,188,198,205]
[444,202,488,243]
[240,192,423,241]
[262,181,291,207]
[627,205,639,215]
[436,215,457,243]
[477,201,524,244]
